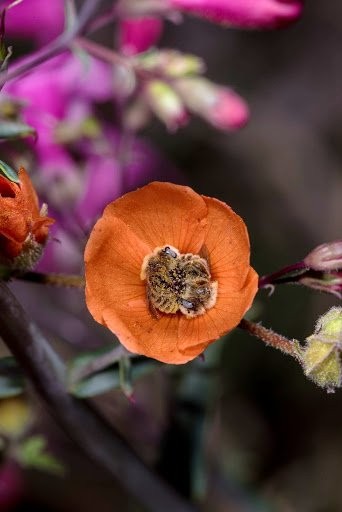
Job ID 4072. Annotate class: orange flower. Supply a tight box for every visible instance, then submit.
[0,167,54,269]
[85,182,258,364]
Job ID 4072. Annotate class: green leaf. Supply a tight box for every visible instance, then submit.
[0,121,36,141]
[70,360,158,398]
[71,368,121,398]
[0,357,25,398]
[17,435,65,476]
[0,159,19,183]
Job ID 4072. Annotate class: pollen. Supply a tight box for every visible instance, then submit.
[141,245,218,318]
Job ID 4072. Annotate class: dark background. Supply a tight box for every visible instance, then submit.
[6,1,342,510]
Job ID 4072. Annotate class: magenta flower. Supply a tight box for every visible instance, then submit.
[119,16,163,55]
[174,77,249,131]
[3,52,113,172]
[4,0,64,46]
[169,0,303,29]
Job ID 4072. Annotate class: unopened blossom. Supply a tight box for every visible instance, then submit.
[168,0,303,29]
[174,77,249,131]
[0,167,54,270]
[304,241,342,272]
[5,0,64,46]
[144,80,189,131]
[119,16,163,55]
[85,182,258,364]
[122,0,302,29]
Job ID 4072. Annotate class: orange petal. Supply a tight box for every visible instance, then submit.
[85,211,205,364]
[177,195,258,353]
[105,181,208,254]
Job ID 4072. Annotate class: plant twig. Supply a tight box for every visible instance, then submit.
[239,318,300,359]
[70,345,138,385]
[14,272,85,288]
[258,261,307,289]
[0,0,106,87]
[0,282,197,512]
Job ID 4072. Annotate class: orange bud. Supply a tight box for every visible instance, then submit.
[0,167,54,271]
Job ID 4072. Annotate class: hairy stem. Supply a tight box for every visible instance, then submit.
[239,318,300,359]
[0,283,196,512]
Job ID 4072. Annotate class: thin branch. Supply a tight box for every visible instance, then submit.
[69,345,137,385]
[74,36,127,67]
[0,283,197,512]
[239,318,300,359]
[0,0,106,87]
[15,272,85,288]
[258,261,307,289]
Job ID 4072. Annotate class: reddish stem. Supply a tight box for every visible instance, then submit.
[239,318,300,359]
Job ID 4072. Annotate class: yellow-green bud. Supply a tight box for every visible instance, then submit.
[301,307,342,392]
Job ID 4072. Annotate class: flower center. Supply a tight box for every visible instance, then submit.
[141,245,218,318]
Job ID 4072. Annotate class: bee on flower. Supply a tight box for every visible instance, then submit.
[84,182,258,364]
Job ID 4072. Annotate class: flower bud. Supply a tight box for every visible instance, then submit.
[301,307,342,391]
[144,79,189,131]
[119,16,163,55]
[174,77,249,131]
[135,49,205,77]
[168,0,303,29]
[300,273,342,300]
[0,166,54,271]
[304,240,342,272]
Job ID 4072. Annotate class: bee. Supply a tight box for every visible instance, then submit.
[141,245,218,319]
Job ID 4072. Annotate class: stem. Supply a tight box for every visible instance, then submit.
[239,318,300,359]
[0,0,106,87]
[70,345,137,385]
[258,260,307,289]
[74,36,127,67]
[15,272,85,288]
[0,283,197,512]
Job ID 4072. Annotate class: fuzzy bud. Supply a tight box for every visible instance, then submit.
[304,240,342,272]
[144,79,189,131]
[301,307,342,392]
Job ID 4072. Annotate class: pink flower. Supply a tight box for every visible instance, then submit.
[3,52,113,166]
[119,16,163,55]
[169,0,303,29]
[174,77,249,131]
[4,0,64,46]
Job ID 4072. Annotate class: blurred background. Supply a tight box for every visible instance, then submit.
[2,0,342,510]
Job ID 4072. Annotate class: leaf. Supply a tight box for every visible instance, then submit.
[0,159,19,183]
[17,435,65,476]
[71,368,121,398]
[67,344,124,385]
[0,121,36,141]
[0,357,25,398]
[70,360,158,398]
